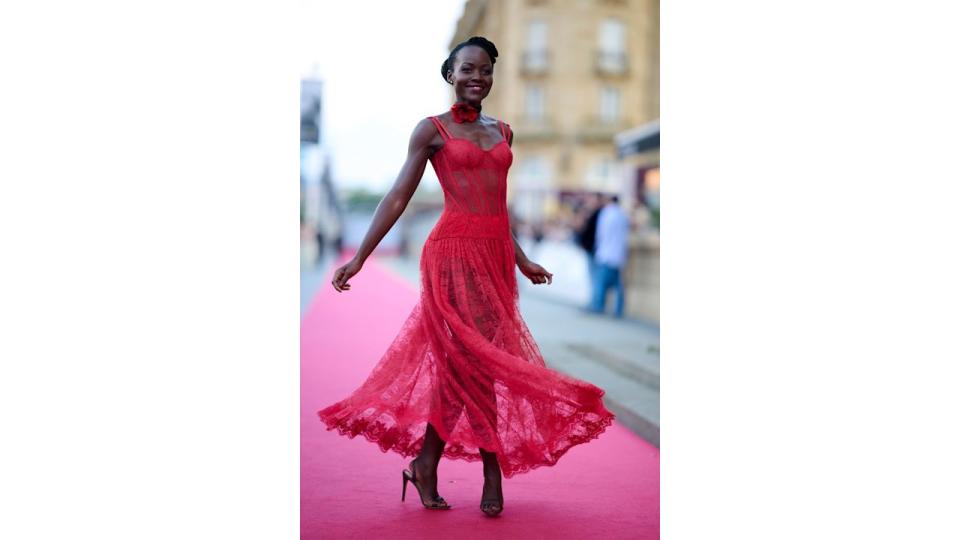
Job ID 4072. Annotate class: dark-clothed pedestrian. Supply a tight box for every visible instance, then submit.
[576,193,603,308]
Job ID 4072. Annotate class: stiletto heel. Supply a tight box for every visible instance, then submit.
[401,460,451,510]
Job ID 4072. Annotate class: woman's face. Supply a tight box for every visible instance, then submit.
[448,46,493,105]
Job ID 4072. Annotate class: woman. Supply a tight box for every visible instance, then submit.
[318,36,614,517]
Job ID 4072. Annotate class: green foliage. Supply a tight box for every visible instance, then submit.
[343,188,385,211]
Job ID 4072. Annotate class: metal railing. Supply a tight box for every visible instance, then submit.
[595,51,628,75]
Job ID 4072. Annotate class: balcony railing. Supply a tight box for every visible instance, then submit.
[512,116,560,142]
[595,51,628,75]
[576,116,630,143]
[521,49,550,75]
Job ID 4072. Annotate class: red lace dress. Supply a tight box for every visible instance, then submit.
[318,116,615,478]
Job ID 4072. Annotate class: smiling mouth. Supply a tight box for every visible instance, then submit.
[467,85,483,90]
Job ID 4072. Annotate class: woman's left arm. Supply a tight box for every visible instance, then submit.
[505,123,551,285]
[510,230,552,285]
[511,232,529,266]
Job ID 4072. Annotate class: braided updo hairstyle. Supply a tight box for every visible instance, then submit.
[441,36,499,84]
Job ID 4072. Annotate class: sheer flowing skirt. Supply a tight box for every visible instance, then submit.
[318,233,614,478]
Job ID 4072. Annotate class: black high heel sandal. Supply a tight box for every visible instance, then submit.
[480,478,503,517]
[401,460,451,510]
[480,497,503,517]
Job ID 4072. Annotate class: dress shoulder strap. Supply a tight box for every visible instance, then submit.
[498,120,511,143]
[428,116,453,141]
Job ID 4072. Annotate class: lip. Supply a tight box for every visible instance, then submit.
[466,85,484,90]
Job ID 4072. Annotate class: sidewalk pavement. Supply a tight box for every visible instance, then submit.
[300,237,341,316]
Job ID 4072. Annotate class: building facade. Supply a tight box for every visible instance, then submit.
[450,0,659,224]
[616,118,659,322]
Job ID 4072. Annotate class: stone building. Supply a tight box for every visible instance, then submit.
[450,0,659,224]
[616,119,659,322]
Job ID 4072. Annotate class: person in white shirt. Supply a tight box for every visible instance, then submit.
[589,195,630,317]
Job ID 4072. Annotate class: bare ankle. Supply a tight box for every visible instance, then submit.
[414,455,440,471]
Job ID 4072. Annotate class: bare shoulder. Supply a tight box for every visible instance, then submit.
[494,117,513,145]
[410,117,443,151]
[413,116,438,135]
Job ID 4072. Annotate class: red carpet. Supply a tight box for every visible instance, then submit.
[301,256,659,539]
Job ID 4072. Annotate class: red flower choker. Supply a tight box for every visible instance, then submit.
[450,102,481,123]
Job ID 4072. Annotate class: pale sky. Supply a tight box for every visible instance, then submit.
[300,0,468,192]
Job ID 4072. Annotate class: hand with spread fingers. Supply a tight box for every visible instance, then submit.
[518,258,553,285]
[331,259,363,292]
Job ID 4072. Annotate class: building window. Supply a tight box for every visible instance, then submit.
[526,85,545,120]
[523,20,549,73]
[600,86,620,123]
[597,18,627,74]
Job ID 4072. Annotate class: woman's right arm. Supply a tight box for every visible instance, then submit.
[331,118,438,292]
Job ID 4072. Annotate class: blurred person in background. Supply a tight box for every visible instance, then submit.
[314,228,325,264]
[589,194,629,318]
[529,221,545,259]
[532,222,545,244]
[318,36,614,518]
[575,193,603,309]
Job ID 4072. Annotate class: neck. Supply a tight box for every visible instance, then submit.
[456,99,482,110]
